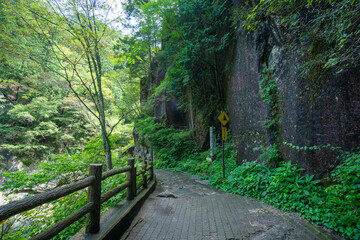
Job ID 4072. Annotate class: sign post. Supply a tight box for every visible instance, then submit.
[210,127,216,159]
[218,111,229,178]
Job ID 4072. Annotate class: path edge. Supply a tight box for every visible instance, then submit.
[71,178,156,240]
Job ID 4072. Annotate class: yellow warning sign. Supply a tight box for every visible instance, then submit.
[218,111,229,126]
[222,127,227,141]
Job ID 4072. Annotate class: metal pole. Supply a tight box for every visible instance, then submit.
[222,126,225,178]
[210,127,216,159]
[222,138,225,178]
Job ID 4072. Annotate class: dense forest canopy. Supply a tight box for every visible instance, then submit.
[0,1,143,237]
[0,0,141,169]
[0,0,359,239]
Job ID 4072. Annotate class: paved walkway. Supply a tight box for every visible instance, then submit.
[121,169,343,240]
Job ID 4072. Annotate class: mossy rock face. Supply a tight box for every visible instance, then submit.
[306,62,328,99]
[227,16,360,177]
[234,132,267,147]
[305,36,334,100]
[309,37,332,57]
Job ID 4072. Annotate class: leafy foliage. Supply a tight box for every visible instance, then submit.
[283,141,344,153]
[135,115,237,179]
[257,68,282,166]
[0,97,95,166]
[218,154,359,239]
[237,0,360,73]
[0,0,71,109]
[125,0,233,125]
[149,124,360,239]
[0,134,136,240]
[161,0,233,124]
[259,68,277,106]
[1,133,130,192]
[0,0,140,170]
[136,116,199,166]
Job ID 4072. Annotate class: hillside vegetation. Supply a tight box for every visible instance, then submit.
[0,0,359,239]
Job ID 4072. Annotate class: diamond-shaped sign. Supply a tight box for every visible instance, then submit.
[218,111,229,126]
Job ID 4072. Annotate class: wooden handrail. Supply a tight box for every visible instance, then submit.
[102,166,131,180]
[31,203,94,240]
[136,170,146,176]
[0,157,154,239]
[0,176,95,221]
[101,182,130,204]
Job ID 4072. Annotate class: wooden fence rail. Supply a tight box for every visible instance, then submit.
[0,158,154,240]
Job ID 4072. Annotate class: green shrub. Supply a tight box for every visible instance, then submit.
[320,150,360,238]
[216,154,359,239]
[136,116,200,168]
[0,134,135,240]
[150,126,360,239]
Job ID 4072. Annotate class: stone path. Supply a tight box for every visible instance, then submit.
[121,169,344,240]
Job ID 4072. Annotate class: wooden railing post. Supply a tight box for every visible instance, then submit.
[143,160,147,188]
[86,164,102,233]
[127,158,136,200]
[149,160,154,181]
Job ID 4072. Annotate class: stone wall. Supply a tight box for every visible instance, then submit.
[227,25,267,163]
[227,21,360,177]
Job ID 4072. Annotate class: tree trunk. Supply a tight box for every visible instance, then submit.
[101,128,112,170]
[98,95,111,170]
[94,31,112,170]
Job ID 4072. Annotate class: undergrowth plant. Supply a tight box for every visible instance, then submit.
[0,134,135,240]
[145,121,360,239]
[222,153,359,239]
[0,156,131,240]
[258,68,283,166]
[135,116,200,168]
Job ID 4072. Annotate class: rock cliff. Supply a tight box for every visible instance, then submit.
[140,4,360,178]
[228,20,360,177]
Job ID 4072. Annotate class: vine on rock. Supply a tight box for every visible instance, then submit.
[235,0,360,74]
[258,67,282,166]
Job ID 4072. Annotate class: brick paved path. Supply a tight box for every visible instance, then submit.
[121,169,343,240]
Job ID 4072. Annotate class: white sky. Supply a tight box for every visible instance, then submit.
[105,0,138,35]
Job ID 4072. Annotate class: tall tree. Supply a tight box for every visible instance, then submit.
[46,0,115,169]
[13,0,120,169]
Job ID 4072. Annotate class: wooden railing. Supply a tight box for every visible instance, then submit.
[0,158,154,240]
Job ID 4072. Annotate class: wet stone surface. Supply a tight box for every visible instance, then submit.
[121,169,344,240]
